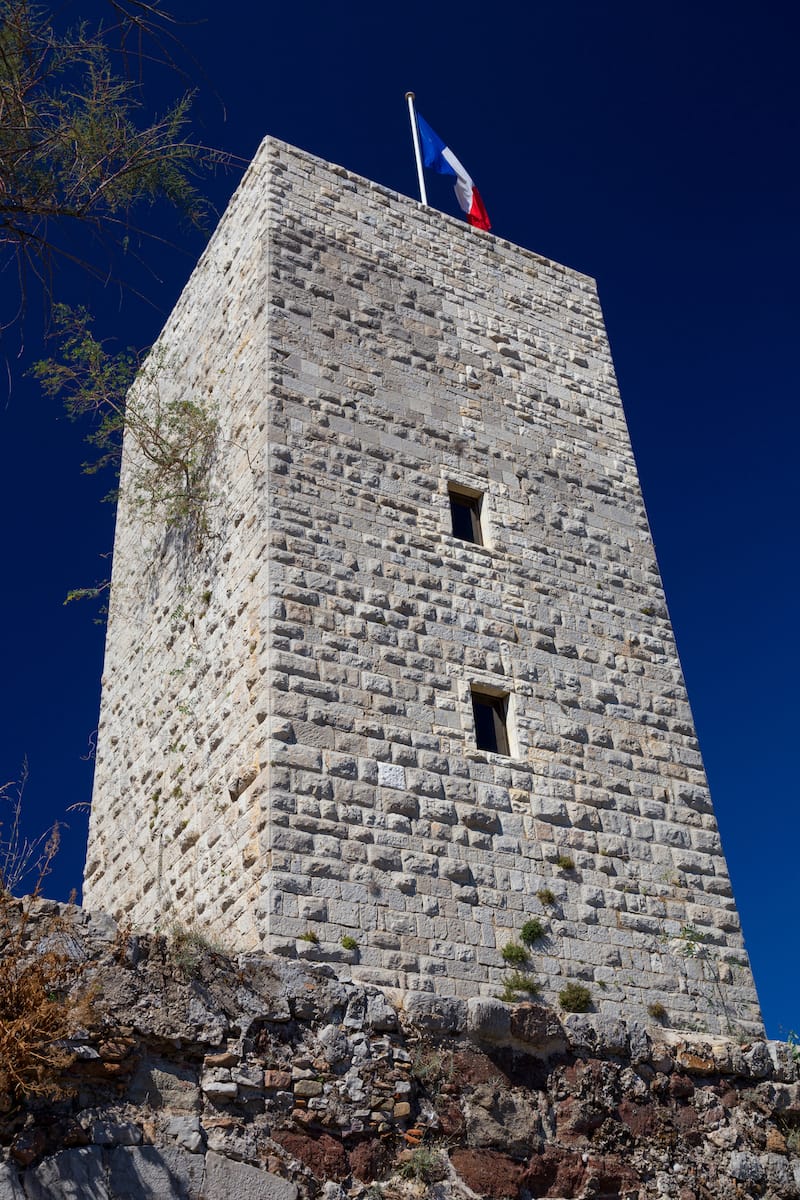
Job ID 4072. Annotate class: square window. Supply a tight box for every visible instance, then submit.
[471,688,510,756]
[449,486,484,545]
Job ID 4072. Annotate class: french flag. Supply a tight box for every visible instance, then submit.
[416,112,491,232]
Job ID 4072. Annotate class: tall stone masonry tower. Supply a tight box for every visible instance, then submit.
[84,136,762,1036]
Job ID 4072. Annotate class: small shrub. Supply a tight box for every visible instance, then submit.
[412,1046,454,1084]
[556,854,575,871]
[35,314,218,541]
[168,924,225,977]
[297,930,319,944]
[787,1031,800,1066]
[536,887,556,906]
[559,982,592,1013]
[500,971,541,1003]
[520,918,545,946]
[340,935,358,951]
[399,1145,448,1184]
[647,1001,667,1021]
[677,924,707,957]
[501,941,529,966]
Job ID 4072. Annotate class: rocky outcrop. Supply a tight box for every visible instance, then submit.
[1,899,797,1198]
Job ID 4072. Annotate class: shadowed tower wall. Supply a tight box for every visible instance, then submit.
[84,137,762,1036]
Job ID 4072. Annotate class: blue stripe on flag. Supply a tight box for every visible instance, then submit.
[416,113,457,178]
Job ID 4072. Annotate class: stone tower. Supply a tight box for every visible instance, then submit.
[84,137,762,1035]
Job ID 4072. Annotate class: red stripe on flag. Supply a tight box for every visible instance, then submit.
[467,188,491,231]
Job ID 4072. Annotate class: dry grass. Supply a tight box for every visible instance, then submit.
[0,798,96,1113]
[0,931,90,1109]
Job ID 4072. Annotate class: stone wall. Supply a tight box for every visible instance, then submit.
[0,901,797,1200]
[84,136,761,1031]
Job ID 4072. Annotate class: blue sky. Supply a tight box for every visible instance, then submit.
[1,0,797,1038]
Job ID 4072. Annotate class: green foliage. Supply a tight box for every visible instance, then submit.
[536,887,556,906]
[556,854,575,871]
[500,970,541,1004]
[647,1001,667,1021]
[340,935,358,951]
[398,1145,448,1184]
[64,582,110,622]
[501,941,529,966]
[520,918,545,946]
[32,306,137,475]
[673,924,736,1037]
[558,982,592,1013]
[297,930,318,944]
[676,924,707,957]
[785,1124,800,1154]
[167,924,225,977]
[0,0,228,318]
[412,1046,454,1085]
[787,1031,800,1067]
[34,306,217,537]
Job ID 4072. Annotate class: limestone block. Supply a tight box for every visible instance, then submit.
[165,1117,204,1154]
[0,1165,24,1200]
[727,1151,765,1184]
[466,996,511,1042]
[129,1059,200,1113]
[107,1147,204,1199]
[364,990,398,1032]
[403,991,466,1034]
[203,1154,298,1200]
[201,1071,238,1102]
[25,1148,108,1200]
[91,1121,142,1147]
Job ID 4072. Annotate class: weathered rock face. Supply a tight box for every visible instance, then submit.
[84,132,761,1031]
[1,901,797,1198]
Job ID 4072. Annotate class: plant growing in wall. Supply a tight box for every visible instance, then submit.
[674,924,735,1037]
[500,970,541,1004]
[501,941,529,967]
[787,1032,800,1068]
[412,1045,454,1085]
[167,924,226,978]
[34,307,218,542]
[520,918,546,946]
[558,982,592,1013]
[399,1146,448,1184]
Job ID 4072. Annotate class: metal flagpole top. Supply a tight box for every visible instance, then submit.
[405,92,428,207]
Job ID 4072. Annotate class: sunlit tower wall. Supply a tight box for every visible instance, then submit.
[84,137,762,1035]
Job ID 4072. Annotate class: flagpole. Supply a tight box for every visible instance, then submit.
[405,91,428,207]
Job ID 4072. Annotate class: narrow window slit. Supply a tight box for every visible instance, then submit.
[471,688,510,756]
[449,486,484,545]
